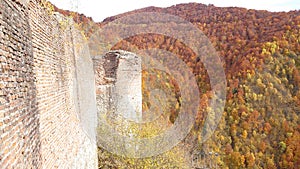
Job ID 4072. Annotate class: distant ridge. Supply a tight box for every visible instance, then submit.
[53,2,300,168]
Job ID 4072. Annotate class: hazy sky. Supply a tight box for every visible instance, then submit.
[49,0,300,22]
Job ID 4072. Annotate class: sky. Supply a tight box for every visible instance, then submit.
[49,0,300,22]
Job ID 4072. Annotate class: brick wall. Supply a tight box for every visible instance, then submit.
[0,0,97,168]
[0,0,41,168]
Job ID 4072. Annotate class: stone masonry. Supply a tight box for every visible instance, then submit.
[93,51,142,122]
[93,50,144,157]
[0,0,97,168]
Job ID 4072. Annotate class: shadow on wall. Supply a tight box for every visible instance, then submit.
[0,0,41,168]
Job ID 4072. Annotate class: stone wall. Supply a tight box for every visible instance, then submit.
[93,51,142,123]
[0,0,97,168]
[93,51,144,158]
[0,0,41,168]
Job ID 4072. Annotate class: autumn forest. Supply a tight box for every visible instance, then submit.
[54,3,300,168]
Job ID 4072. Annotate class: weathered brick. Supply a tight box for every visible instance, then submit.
[0,0,97,168]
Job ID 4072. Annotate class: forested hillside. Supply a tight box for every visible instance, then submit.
[54,3,300,168]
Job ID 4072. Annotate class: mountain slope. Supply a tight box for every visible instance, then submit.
[54,3,300,168]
